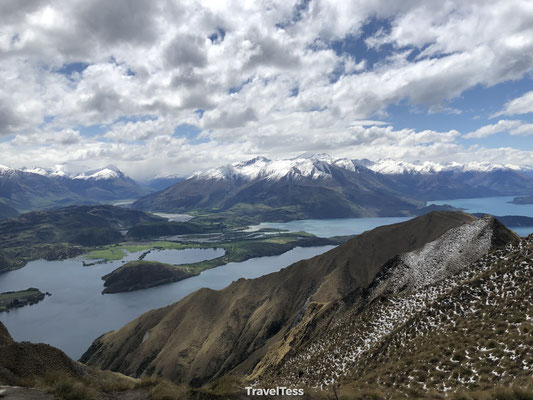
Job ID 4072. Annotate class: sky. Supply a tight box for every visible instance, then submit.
[0,0,533,179]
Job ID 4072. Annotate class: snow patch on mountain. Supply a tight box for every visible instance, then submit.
[275,217,521,389]
[190,154,530,183]
[21,166,67,177]
[364,159,444,174]
[370,216,494,299]
[191,155,360,182]
[0,165,15,175]
[364,159,523,175]
[73,168,121,180]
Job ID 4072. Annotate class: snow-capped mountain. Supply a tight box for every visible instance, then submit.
[133,155,423,219]
[358,158,533,200]
[20,166,67,177]
[191,155,360,182]
[20,165,124,180]
[0,165,152,213]
[72,167,121,180]
[361,158,524,175]
[0,165,14,175]
[191,155,531,183]
[133,154,533,217]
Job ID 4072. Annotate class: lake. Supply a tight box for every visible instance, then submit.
[1,195,531,360]
[248,216,412,237]
[249,196,533,237]
[429,196,533,236]
[0,245,334,360]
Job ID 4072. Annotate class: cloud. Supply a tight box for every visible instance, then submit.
[464,120,533,138]
[165,34,208,68]
[0,100,23,135]
[492,90,533,117]
[12,128,81,145]
[464,120,523,139]
[509,123,533,135]
[1,0,533,176]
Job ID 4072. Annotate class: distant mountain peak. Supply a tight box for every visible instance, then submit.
[296,152,333,161]
[73,167,123,181]
[0,165,15,174]
[362,158,523,175]
[21,165,67,177]
[191,155,360,182]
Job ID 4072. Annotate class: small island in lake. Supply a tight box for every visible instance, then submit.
[510,195,533,205]
[102,261,196,294]
[0,288,49,312]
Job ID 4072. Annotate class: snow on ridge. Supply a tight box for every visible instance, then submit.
[447,161,521,172]
[366,159,444,175]
[366,158,522,174]
[0,164,14,174]
[190,154,360,181]
[1,164,126,180]
[21,167,49,176]
[73,168,121,180]
[373,216,494,296]
[189,154,528,182]
[278,216,508,388]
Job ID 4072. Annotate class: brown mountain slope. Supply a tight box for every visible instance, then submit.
[253,234,532,399]
[340,235,533,396]
[81,211,507,386]
[0,321,82,386]
[0,321,168,399]
[252,217,521,388]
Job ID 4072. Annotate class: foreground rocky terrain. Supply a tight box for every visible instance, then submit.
[255,229,533,398]
[80,212,533,398]
[3,212,532,399]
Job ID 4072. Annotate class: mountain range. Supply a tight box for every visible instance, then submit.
[0,164,150,215]
[361,158,533,200]
[2,155,533,221]
[80,211,533,397]
[132,154,533,220]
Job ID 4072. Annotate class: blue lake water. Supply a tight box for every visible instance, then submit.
[0,246,333,360]
[248,216,412,237]
[429,196,533,236]
[249,197,533,238]
[1,196,531,360]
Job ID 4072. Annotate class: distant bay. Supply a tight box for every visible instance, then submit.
[429,196,533,236]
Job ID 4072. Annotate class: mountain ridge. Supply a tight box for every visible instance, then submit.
[0,165,151,213]
[131,154,533,220]
[81,212,512,388]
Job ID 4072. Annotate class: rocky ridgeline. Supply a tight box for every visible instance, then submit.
[259,234,532,395]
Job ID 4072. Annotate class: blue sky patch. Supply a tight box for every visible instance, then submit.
[173,124,209,144]
[55,62,90,76]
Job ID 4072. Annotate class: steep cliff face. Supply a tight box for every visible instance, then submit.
[81,212,514,387]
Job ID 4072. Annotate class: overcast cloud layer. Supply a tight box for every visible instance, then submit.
[0,0,532,178]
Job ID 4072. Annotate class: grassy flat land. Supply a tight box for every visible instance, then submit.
[85,241,204,260]
[179,233,342,274]
[95,232,349,292]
